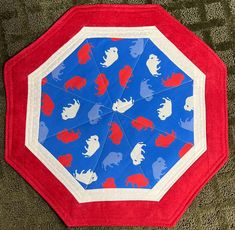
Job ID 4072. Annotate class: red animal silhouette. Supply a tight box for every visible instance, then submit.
[77,43,93,64]
[102,178,116,188]
[42,77,47,86]
[41,93,54,116]
[111,38,123,41]
[131,116,154,131]
[162,73,184,87]
[95,73,109,96]
[56,129,80,143]
[179,143,193,158]
[58,154,73,167]
[109,122,123,145]
[125,174,149,188]
[119,65,133,88]
[64,76,87,91]
[155,130,176,147]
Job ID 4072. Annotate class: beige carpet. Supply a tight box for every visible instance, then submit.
[0,0,234,229]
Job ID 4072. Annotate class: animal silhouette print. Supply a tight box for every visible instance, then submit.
[38,121,49,144]
[111,38,123,41]
[42,77,47,86]
[95,73,109,96]
[146,54,161,77]
[39,37,194,190]
[179,117,194,132]
[112,97,134,113]
[130,142,146,165]
[131,116,154,131]
[77,43,93,64]
[119,65,133,88]
[109,122,123,145]
[82,135,100,158]
[73,169,98,185]
[155,131,176,147]
[61,99,80,120]
[157,97,172,120]
[178,143,193,158]
[88,103,103,125]
[51,62,65,81]
[140,79,155,102]
[162,73,184,87]
[64,76,87,91]
[56,129,80,143]
[102,152,123,170]
[41,93,54,116]
[100,47,118,67]
[125,173,149,188]
[129,38,145,58]
[184,96,193,111]
[152,157,167,180]
[102,178,116,188]
[58,154,73,167]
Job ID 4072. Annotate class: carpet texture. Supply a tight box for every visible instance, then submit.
[0,0,234,229]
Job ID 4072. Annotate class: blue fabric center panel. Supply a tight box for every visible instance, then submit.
[38,37,194,189]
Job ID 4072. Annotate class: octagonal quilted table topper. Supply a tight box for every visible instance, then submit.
[4,5,228,227]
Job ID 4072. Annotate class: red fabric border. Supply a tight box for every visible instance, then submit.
[4,4,228,227]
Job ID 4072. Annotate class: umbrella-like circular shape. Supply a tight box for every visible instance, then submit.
[4,4,228,227]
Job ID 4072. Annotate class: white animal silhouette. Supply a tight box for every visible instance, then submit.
[100,47,118,68]
[112,97,134,113]
[82,135,100,157]
[73,169,98,185]
[184,96,193,111]
[130,142,146,165]
[157,97,172,120]
[61,99,80,120]
[146,54,161,77]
